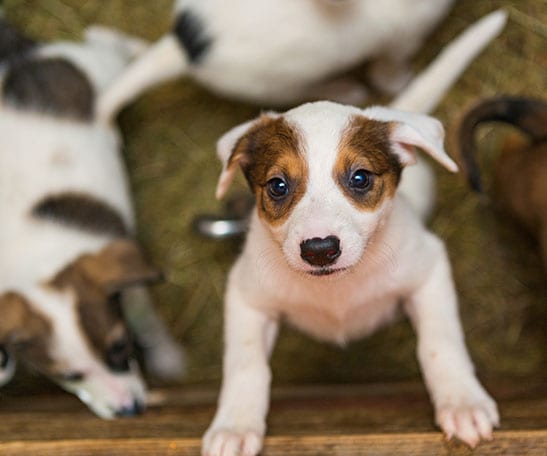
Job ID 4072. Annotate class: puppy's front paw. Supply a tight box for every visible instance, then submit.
[435,387,499,448]
[202,427,263,456]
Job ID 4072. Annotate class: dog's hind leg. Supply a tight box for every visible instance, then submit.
[96,35,187,122]
[122,287,186,381]
[84,25,149,59]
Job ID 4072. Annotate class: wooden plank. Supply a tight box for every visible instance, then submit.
[1,431,547,456]
[1,381,546,454]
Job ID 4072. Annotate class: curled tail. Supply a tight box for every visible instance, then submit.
[457,96,547,192]
[96,34,187,122]
[391,9,507,115]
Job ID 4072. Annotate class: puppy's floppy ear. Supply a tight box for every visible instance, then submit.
[216,113,278,199]
[53,239,163,295]
[364,106,458,172]
[0,292,51,346]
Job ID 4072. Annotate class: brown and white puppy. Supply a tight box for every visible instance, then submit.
[203,10,506,456]
[456,96,547,273]
[0,20,184,417]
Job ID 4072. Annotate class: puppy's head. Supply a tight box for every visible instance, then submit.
[0,240,162,418]
[216,101,457,276]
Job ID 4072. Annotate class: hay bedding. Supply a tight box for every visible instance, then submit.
[5,0,546,386]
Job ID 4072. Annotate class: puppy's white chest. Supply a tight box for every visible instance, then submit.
[283,291,400,345]
[259,267,403,345]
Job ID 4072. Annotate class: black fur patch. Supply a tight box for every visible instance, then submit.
[3,57,94,120]
[32,192,128,238]
[0,20,36,63]
[173,9,212,63]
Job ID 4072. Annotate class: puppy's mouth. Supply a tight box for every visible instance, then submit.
[307,267,347,277]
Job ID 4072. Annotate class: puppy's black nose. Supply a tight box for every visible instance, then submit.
[115,399,145,418]
[300,236,341,266]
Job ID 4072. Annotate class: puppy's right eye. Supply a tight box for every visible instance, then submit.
[266,177,289,200]
[348,169,373,193]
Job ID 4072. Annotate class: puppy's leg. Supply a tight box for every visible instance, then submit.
[203,279,279,456]
[122,287,185,381]
[0,346,16,387]
[96,35,186,122]
[404,237,498,448]
[84,25,149,58]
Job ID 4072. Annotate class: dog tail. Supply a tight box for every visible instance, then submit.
[456,96,547,192]
[96,34,187,123]
[390,9,507,115]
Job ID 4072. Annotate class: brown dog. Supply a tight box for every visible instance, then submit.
[456,96,547,272]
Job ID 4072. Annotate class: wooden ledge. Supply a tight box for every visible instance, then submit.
[1,380,546,455]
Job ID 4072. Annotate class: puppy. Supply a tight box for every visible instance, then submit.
[203,10,506,456]
[96,0,455,120]
[456,96,547,273]
[0,21,184,418]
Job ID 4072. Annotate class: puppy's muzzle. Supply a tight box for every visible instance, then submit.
[114,398,145,418]
[300,236,341,267]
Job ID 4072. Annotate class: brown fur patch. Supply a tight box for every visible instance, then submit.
[32,192,129,238]
[0,292,53,372]
[230,116,307,226]
[48,240,161,368]
[74,240,162,293]
[336,115,402,210]
[3,57,94,121]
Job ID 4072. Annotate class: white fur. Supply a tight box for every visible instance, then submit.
[97,0,455,121]
[0,28,183,417]
[203,11,506,455]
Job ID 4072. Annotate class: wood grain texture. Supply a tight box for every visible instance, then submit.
[1,432,547,456]
[1,381,546,455]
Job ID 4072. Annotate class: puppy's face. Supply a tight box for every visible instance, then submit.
[217,101,457,276]
[0,240,162,418]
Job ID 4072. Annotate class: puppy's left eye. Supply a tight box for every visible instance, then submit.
[349,169,373,192]
[266,177,289,200]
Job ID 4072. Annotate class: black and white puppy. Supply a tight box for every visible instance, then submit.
[97,0,456,120]
[0,21,184,418]
[203,10,506,456]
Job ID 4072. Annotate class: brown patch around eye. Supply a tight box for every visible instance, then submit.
[0,292,54,372]
[231,116,308,226]
[336,115,402,210]
[47,260,128,369]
